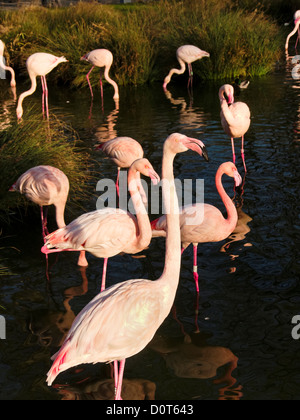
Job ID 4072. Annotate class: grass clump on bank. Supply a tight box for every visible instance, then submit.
[0,0,283,87]
[0,107,97,224]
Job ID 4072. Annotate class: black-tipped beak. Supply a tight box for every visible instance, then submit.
[201,146,209,162]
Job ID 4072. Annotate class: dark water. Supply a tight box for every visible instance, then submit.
[0,59,300,401]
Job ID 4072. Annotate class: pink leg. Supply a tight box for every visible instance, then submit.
[41,76,45,116]
[101,258,108,292]
[193,244,199,293]
[115,359,125,400]
[43,76,49,119]
[116,168,120,197]
[99,73,104,104]
[86,66,95,97]
[296,29,300,50]
[241,135,247,173]
[114,360,118,391]
[231,138,236,164]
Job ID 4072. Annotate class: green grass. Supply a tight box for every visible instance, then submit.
[0,0,284,86]
[0,106,98,224]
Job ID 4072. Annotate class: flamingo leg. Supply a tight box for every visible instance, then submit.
[115,359,125,400]
[231,138,236,164]
[99,71,104,105]
[241,135,247,173]
[193,244,199,293]
[41,76,49,119]
[40,206,49,241]
[86,66,95,97]
[116,167,120,197]
[296,28,300,50]
[44,76,49,119]
[101,258,108,292]
[187,63,193,90]
[41,76,45,117]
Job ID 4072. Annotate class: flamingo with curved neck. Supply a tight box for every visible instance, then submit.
[219,84,251,172]
[81,49,119,103]
[163,45,210,90]
[152,162,242,293]
[16,52,68,120]
[45,132,207,400]
[42,158,160,291]
[0,40,16,87]
[285,11,300,52]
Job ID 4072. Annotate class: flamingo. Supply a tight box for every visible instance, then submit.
[9,165,87,266]
[81,49,119,102]
[151,162,242,293]
[219,84,251,172]
[0,40,16,87]
[285,10,300,52]
[96,136,144,197]
[41,158,160,292]
[16,52,68,120]
[45,132,207,400]
[163,45,210,90]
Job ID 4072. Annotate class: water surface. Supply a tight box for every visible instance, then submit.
[0,61,300,400]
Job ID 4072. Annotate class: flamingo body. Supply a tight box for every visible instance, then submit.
[98,136,144,169]
[45,133,208,399]
[0,40,16,87]
[163,45,210,89]
[219,84,250,172]
[16,53,68,119]
[152,162,242,292]
[81,49,119,100]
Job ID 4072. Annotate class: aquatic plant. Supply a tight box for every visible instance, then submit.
[0,0,283,85]
[0,107,98,224]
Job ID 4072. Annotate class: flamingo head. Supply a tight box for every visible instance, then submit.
[16,104,23,120]
[80,53,88,61]
[294,10,300,25]
[130,158,160,186]
[219,84,234,105]
[220,162,242,187]
[165,133,209,162]
[9,182,17,192]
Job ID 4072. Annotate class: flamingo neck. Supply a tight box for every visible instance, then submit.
[127,167,151,252]
[285,20,300,50]
[104,66,119,99]
[215,168,238,231]
[16,74,37,118]
[55,202,67,229]
[159,146,181,292]
[164,58,186,87]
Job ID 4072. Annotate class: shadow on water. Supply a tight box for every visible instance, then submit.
[0,64,300,400]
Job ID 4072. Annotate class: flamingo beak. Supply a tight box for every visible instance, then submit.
[80,54,87,61]
[234,170,242,187]
[148,169,160,186]
[9,183,16,192]
[184,138,209,162]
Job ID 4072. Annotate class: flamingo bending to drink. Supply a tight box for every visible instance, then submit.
[219,84,251,172]
[163,45,210,90]
[16,53,68,120]
[285,11,300,52]
[45,132,207,400]
[81,49,119,102]
[151,162,242,293]
[0,40,16,87]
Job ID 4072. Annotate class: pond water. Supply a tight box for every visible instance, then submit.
[0,57,300,401]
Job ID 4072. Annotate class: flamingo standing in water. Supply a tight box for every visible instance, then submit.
[42,158,160,292]
[9,165,87,266]
[151,162,242,293]
[81,49,119,102]
[285,11,300,52]
[219,84,251,172]
[16,52,68,120]
[96,136,144,197]
[45,132,207,400]
[0,40,16,87]
[163,45,210,90]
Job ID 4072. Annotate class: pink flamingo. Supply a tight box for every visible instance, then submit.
[0,40,16,87]
[9,165,86,265]
[45,132,207,400]
[16,52,68,120]
[163,45,210,90]
[151,162,242,293]
[219,84,251,172]
[285,10,300,52]
[96,136,144,197]
[41,158,160,292]
[81,49,119,102]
